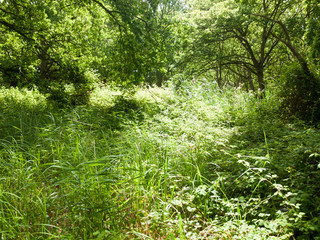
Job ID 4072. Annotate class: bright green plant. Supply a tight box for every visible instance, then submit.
[1,82,320,239]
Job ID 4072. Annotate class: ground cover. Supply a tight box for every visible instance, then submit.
[0,82,319,239]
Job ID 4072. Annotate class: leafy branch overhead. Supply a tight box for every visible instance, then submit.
[0,0,181,103]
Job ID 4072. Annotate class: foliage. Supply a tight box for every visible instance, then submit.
[181,0,297,91]
[1,0,320,238]
[278,63,320,122]
[179,0,319,100]
[1,83,320,239]
[305,0,320,66]
[0,0,102,104]
[0,0,181,104]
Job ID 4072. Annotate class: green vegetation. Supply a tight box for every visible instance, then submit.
[0,83,319,239]
[1,0,320,239]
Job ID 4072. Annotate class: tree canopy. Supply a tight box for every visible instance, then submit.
[0,0,181,103]
[0,0,319,116]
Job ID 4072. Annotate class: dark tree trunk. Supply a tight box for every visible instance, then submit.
[257,69,265,91]
[216,67,222,89]
[248,71,255,92]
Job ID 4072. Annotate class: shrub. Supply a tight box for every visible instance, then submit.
[278,63,320,123]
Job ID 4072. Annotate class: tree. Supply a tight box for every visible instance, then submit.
[184,0,294,91]
[305,0,320,66]
[0,0,104,103]
[93,0,183,87]
[0,0,181,104]
[249,0,320,121]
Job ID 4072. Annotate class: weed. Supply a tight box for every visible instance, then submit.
[0,83,318,239]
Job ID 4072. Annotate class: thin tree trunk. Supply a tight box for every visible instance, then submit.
[248,71,255,92]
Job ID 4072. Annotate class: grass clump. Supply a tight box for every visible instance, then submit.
[0,83,319,239]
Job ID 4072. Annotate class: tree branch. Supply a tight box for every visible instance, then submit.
[0,20,33,41]
[252,13,309,72]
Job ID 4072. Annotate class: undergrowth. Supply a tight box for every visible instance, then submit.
[0,83,319,239]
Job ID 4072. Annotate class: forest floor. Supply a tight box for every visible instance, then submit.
[0,83,319,239]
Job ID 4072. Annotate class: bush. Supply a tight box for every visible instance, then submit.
[278,63,320,123]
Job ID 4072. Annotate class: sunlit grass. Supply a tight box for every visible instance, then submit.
[0,83,318,239]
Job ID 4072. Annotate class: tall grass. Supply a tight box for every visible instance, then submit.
[0,83,318,239]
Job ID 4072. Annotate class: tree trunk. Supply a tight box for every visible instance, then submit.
[248,71,255,92]
[156,71,163,87]
[216,67,222,89]
[257,69,265,91]
[256,68,266,98]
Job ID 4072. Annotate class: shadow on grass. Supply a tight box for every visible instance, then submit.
[0,90,150,146]
[218,115,320,239]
